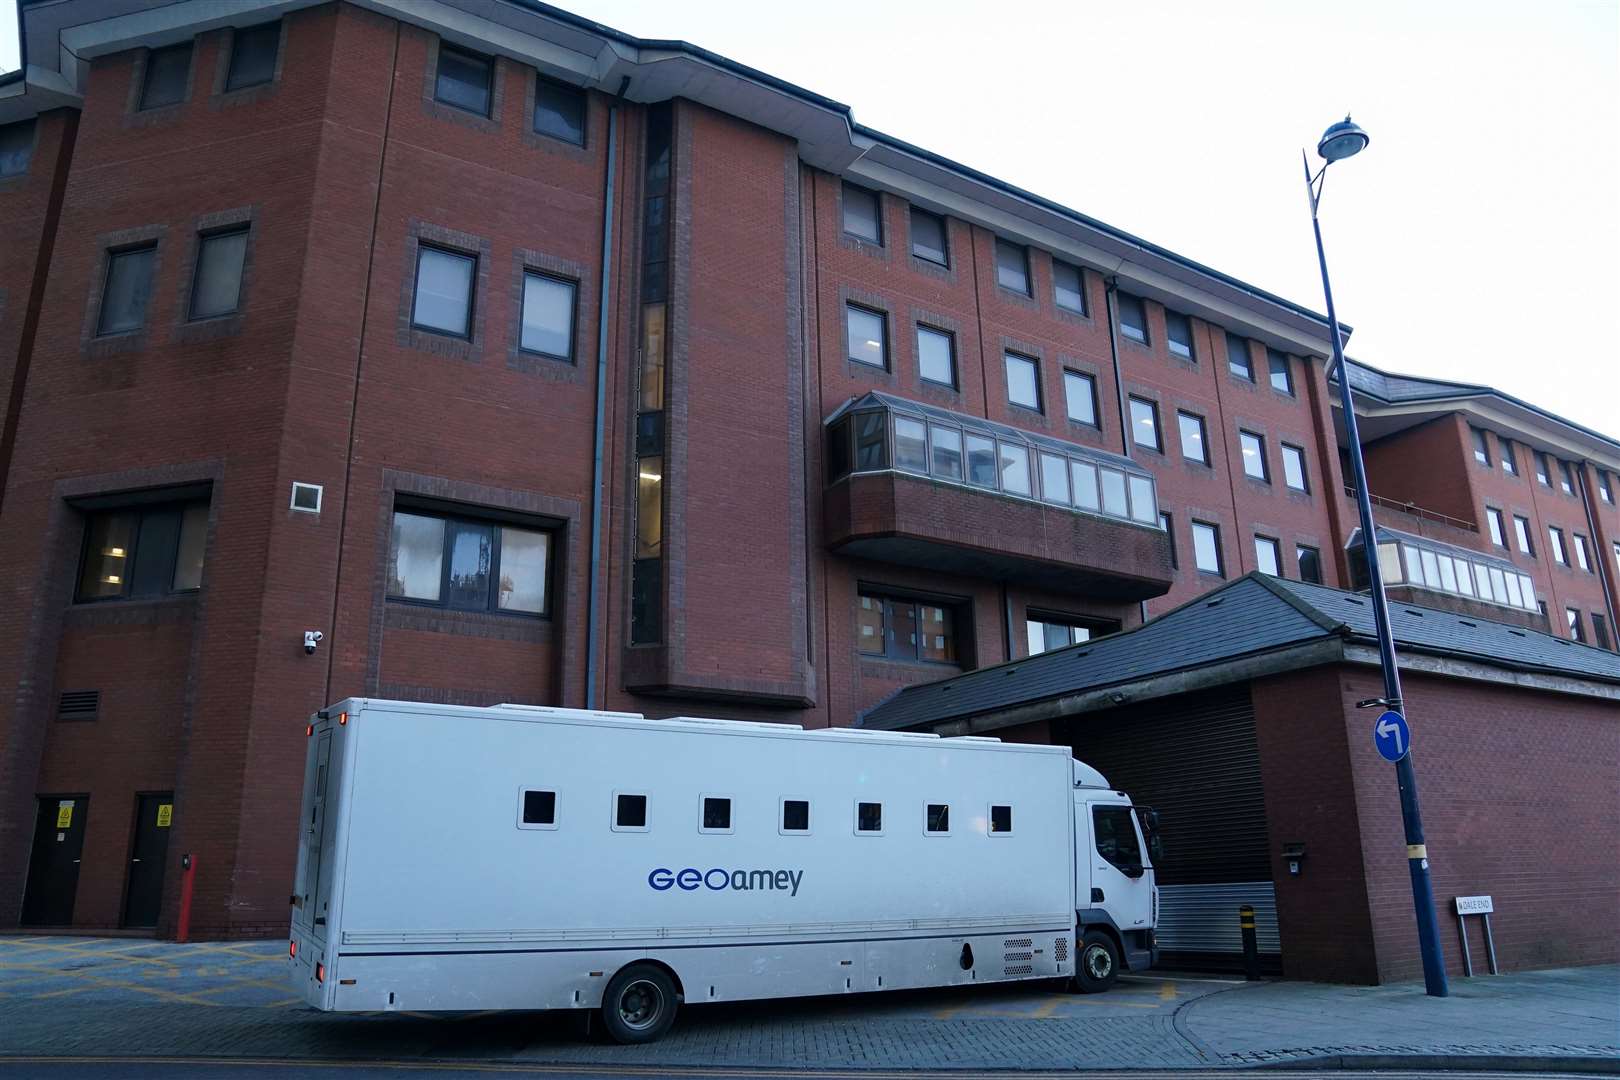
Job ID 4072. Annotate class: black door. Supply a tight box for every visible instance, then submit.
[21,796,89,926]
[122,792,174,928]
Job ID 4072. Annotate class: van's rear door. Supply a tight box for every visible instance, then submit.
[292,730,333,938]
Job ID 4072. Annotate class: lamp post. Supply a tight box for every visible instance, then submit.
[1304,116,1449,998]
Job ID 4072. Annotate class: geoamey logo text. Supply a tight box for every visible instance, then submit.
[648,867,804,896]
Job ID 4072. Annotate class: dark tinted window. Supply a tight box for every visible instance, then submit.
[98,246,157,335]
[995,239,1029,295]
[521,790,555,825]
[926,803,949,833]
[77,503,208,602]
[0,119,36,177]
[189,227,248,319]
[1267,348,1293,394]
[616,793,647,829]
[990,805,1012,834]
[1117,292,1147,343]
[857,801,882,833]
[1297,545,1322,583]
[842,183,881,243]
[226,23,280,91]
[702,797,731,830]
[1226,331,1254,380]
[533,77,585,144]
[1053,261,1086,314]
[910,207,947,264]
[435,44,492,116]
[140,43,192,110]
[1093,805,1142,870]
[782,799,809,832]
[1165,310,1193,359]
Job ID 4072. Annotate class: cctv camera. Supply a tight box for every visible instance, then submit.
[303,630,324,655]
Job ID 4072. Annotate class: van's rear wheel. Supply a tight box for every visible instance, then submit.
[601,963,678,1044]
[1075,929,1120,993]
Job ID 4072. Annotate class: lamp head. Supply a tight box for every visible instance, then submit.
[1317,116,1369,162]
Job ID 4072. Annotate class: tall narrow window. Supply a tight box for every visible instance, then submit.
[435,44,493,116]
[520,272,576,359]
[1281,444,1308,492]
[1573,533,1591,571]
[1535,452,1552,486]
[1499,437,1519,476]
[1161,512,1177,568]
[845,304,886,369]
[1129,397,1160,451]
[189,227,249,320]
[1566,608,1584,642]
[1254,536,1281,576]
[1513,515,1534,555]
[1005,352,1040,411]
[1486,507,1506,547]
[1266,349,1293,394]
[1471,427,1490,465]
[1593,613,1611,651]
[1297,545,1322,584]
[1226,332,1253,380]
[842,183,882,244]
[533,77,586,145]
[1599,471,1613,504]
[1063,370,1096,425]
[1192,521,1223,576]
[140,42,192,110]
[412,246,476,337]
[1116,292,1148,344]
[631,104,673,645]
[1239,430,1269,481]
[999,442,1032,496]
[1178,411,1208,464]
[1557,459,1575,495]
[1053,261,1086,314]
[995,239,1030,295]
[98,246,157,336]
[1548,526,1568,565]
[1164,310,1193,359]
[909,207,948,265]
[225,22,280,91]
[917,326,956,388]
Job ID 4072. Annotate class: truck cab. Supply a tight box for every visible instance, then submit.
[1072,760,1159,990]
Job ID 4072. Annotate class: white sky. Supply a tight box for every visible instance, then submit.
[3,1,1615,434]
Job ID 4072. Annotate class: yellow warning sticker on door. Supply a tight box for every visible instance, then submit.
[56,801,73,828]
[157,804,173,828]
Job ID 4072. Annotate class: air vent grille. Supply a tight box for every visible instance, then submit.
[58,690,100,721]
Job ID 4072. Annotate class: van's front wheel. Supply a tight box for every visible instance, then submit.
[1075,929,1120,993]
[601,963,679,1044]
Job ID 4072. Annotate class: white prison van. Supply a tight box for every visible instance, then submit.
[288,699,1159,1042]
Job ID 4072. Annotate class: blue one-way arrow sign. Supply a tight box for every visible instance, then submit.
[1373,710,1411,762]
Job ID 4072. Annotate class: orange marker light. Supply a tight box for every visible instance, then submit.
[315,961,325,983]
[337,711,348,726]
[289,940,297,959]
[305,724,314,737]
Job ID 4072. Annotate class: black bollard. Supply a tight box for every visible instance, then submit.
[1240,904,1261,980]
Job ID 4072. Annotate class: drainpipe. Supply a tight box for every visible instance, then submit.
[584,78,629,709]
[1102,276,1149,626]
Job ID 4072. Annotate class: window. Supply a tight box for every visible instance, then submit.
[1573,534,1591,572]
[995,239,1030,295]
[700,796,732,832]
[856,801,883,834]
[917,326,956,387]
[1178,411,1208,464]
[1129,397,1161,451]
[533,77,586,145]
[1549,526,1568,565]
[1297,544,1322,583]
[1615,541,1620,576]
[188,227,248,320]
[1161,512,1177,568]
[989,804,1013,834]
[999,442,1032,496]
[0,120,34,177]
[909,207,948,265]
[1535,452,1552,486]
[97,245,157,335]
[1281,444,1308,492]
[1599,471,1613,504]
[1239,430,1269,481]
[77,502,208,602]
[412,246,476,337]
[845,304,886,368]
[1093,805,1142,872]
[290,482,322,513]
[1471,427,1490,465]
[1026,614,1116,655]
[225,22,279,91]
[1558,459,1575,495]
[842,182,882,243]
[1255,535,1281,576]
[1165,310,1194,360]
[781,799,810,833]
[931,424,963,481]
[1063,370,1097,425]
[386,508,551,615]
[140,43,192,110]
[519,272,576,359]
[1116,292,1148,344]
[434,44,493,116]
[965,434,996,488]
[893,417,927,473]
[1593,613,1611,651]
[1566,608,1584,642]
[1499,437,1518,475]
[1039,452,1070,505]
[519,789,556,828]
[1266,348,1293,394]
[614,792,648,831]
[925,803,950,835]
[1053,261,1086,314]
[1005,352,1040,411]
[1486,507,1506,547]
[856,592,957,664]
[1226,332,1253,380]
[1192,521,1223,575]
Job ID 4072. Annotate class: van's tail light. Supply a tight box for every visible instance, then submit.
[337,711,348,726]
[315,962,325,984]
[306,724,314,737]
[289,940,297,959]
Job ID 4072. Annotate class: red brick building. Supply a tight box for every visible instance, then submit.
[0,0,1615,947]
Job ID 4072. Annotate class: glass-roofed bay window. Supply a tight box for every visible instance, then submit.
[825,391,1161,529]
[1350,525,1538,614]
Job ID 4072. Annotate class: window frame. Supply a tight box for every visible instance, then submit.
[1116,292,1149,344]
[988,803,1014,836]
[924,802,951,836]
[698,793,735,835]
[224,21,280,92]
[994,238,1031,296]
[1499,437,1519,475]
[854,800,884,836]
[1573,533,1591,572]
[908,206,948,266]
[411,243,477,339]
[1548,525,1568,565]
[1566,608,1584,642]
[385,506,554,618]
[1239,429,1270,482]
[916,324,957,389]
[518,269,579,361]
[855,590,961,666]
[1026,612,1116,656]
[1192,520,1224,576]
[841,182,883,245]
[1535,452,1552,486]
[1177,410,1209,465]
[1254,534,1282,576]
[532,75,587,146]
[1164,309,1194,360]
[516,787,559,831]
[433,42,494,118]
[611,790,650,833]
[0,119,36,178]
[779,797,812,836]
[74,500,209,604]
[97,243,159,337]
[1281,443,1309,492]
[1128,396,1162,452]
[1226,331,1254,380]
[1266,348,1294,395]
[1557,460,1575,495]
[1471,427,1491,466]
[139,42,193,111]
[1063,369,1098,426]
[187,225,250,321]
[1004,350,1042,412]
[1486,506,1507,547]
[1297,544,1322,584]
[1512,514,1534,555]
[844,302,888,370]
[1053,260,1087,316]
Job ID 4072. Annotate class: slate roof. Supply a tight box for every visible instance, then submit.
[859,573,1620,731]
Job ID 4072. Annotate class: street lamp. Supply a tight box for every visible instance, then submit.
[1303,116,1450,998]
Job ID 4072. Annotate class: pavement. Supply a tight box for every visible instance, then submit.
[0,936,1615,1073]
